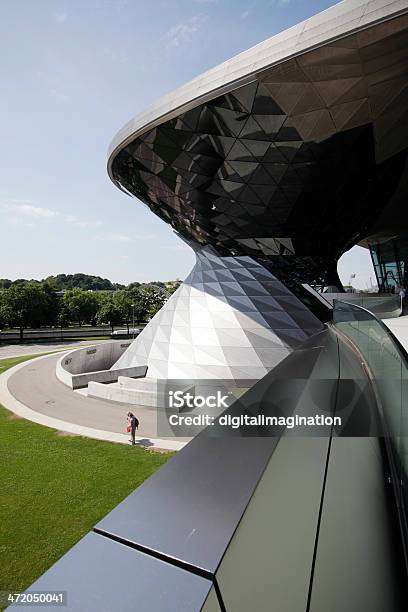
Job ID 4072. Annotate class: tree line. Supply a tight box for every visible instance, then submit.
[0,273,173,291]
[0,279,181,341]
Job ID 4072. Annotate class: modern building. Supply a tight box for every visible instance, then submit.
[105,0,408,382]
[17,2,408,610]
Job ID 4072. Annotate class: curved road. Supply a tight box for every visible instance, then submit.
[4,353,186,449]
[0,339,106,360]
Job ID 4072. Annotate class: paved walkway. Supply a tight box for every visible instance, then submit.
[382,314,408,353]
[0,352,187,451]
[0,339,107,360]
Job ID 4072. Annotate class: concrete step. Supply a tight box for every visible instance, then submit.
[87,379,165,408]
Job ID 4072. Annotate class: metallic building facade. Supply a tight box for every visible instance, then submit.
[109,2,408,297]
[113,247,322,380]
[108,0,408,377]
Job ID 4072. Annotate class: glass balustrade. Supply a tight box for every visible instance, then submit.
[333,299,408,555]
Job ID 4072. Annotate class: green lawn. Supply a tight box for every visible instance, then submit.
[0,354,56,375]
[0,354,173,603]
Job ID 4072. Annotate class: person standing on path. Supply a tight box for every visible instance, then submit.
[126,411,139,445]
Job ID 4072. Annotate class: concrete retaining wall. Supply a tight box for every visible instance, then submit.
[87,376,242,411]
[118,376,160,391]
[87,376,194,408]
[61,341,132,374]
[56,341,147,389]
[71,366,147,390]
[87,379,165,407]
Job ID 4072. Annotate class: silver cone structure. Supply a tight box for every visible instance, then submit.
[112,247,323,380]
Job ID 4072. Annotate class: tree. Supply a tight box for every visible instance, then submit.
[126,282,141,291]
[41,282,61,326]
[136,285,168,321]
[62,288,101,327]
[147,302,163,320]
[165,280,182,295]
[43,273,125,291]
[111,287,165,331]
[57,308,70,329]
[112,290,138,333]
[97,294,123,333]
[0,291,7,329]
[0,282,56,341]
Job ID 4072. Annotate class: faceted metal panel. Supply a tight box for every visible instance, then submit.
[95,436,278,575]
[98,326,383,581]
[107,1,408,160]
[109,7,408,295]
[109,3,408,380]
[100,328,340,575]
[10,532,215,612]
[113,247,323,379]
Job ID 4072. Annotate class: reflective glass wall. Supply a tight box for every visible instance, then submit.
[333,300,408,562]
[370,235,408,292]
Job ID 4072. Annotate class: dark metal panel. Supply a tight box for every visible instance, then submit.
[308,331,407,610]
[95,436,278,575]
[9,532,214,612]
[95,328,339,574]
[214,437,331,612]
[308,438,407,612]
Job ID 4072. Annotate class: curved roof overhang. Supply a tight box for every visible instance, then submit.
[107,0,408,189]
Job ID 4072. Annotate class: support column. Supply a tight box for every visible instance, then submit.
[112,247,323,380]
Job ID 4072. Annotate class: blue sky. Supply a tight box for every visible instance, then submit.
[0,0,374,288]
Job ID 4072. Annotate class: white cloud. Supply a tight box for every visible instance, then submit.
[166,14,207,50]
[96,233,132,242]
[0,200,102,229]
[73,220,103,228]
[62,214,103,228]
[63,214,77,223]
[270,0,291,6]
[96,232,157,243]
[2,202,57,218]
[8,217,36,228]
[166,24,196,49]
[7,198,34,204]
[241,9,251,19]
[193,0,218,3]
[169,243,190,252]
[36,71,69,103]
[54,12,67,23]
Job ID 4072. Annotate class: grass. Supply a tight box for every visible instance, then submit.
[0,354,55,375]
[0,354,173,602]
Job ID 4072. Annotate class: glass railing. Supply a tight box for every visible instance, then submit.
[333,300,408,557]
[321,293,402,318]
